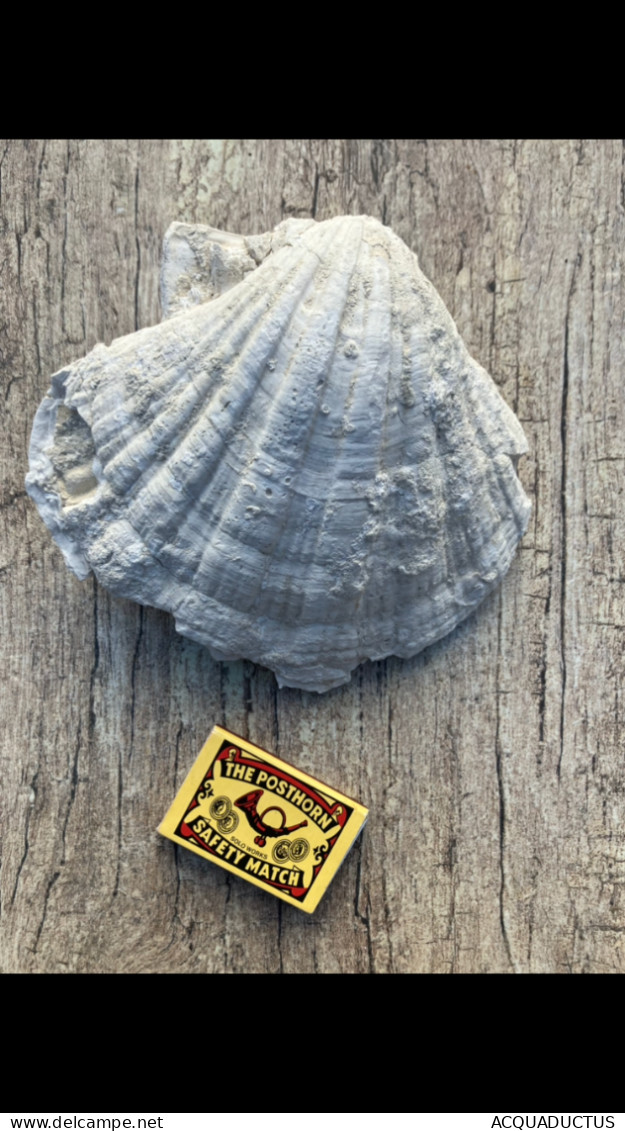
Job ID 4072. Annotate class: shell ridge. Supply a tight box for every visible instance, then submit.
[407,261,459,625]
[173,222,350,597]
[188,217,368,632]
[95,244,306,488]
[216,217,368,633]
[104,237,333,564]
[124,247,319,560]
[307,221,417,668]
[379,235,423,659]
[85,311,228,470]
[271,258,378,636]
[354,232,399,658]
[437,350,530,591]
[352,237,438,661]
[142,223,341,606]
[289,220,376,642]
[95,261,282,491]
[399,251,528,622]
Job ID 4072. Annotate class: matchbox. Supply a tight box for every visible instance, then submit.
[159,726,369,912]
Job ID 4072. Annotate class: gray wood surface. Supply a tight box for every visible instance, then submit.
[2,139,624,973]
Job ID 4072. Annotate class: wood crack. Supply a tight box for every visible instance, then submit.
[354,837,374,972]
[129,605,144,760]
[495,596,515,971]
[88,585,99,740]
[33,870,60,953]
[60,721,81,859]
[557,252,580,780]
[9,771,38,906]
[0,141,8,205]
[60,141,70,335]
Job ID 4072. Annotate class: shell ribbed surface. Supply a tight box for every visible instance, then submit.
[26,215,531,692]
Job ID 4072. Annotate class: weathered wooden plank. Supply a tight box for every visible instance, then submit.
[1,139,624,973]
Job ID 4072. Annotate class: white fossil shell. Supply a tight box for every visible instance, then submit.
[26,215,530,692]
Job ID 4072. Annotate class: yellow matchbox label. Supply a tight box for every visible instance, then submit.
[159,726,368,913]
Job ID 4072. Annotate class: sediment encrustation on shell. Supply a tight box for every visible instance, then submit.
[26,215,531,692]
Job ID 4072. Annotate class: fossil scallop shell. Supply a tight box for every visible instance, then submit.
[26,215,530,692]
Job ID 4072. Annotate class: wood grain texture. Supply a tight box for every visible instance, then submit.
[2,139,624,974]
